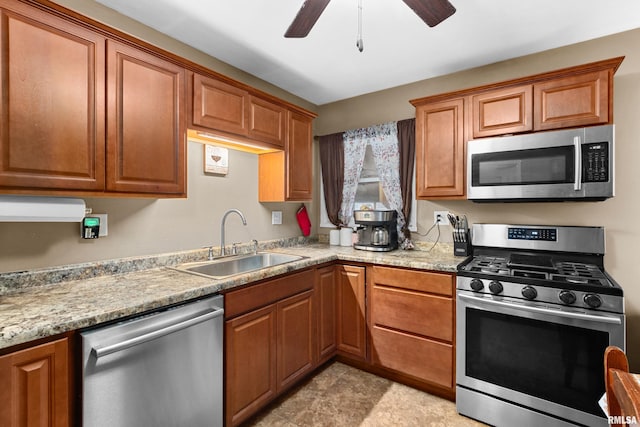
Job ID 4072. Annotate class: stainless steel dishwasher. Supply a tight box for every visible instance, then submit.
[81,294,224,427]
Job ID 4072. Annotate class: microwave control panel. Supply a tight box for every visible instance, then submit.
[582,142,609,182]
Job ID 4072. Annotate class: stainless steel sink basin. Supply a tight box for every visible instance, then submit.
[172,252,306,279]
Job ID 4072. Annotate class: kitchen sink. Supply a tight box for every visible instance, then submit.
[172,252,306,279]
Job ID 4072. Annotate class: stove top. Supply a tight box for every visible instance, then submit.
[460,254,613,289]
[456,224,623,313]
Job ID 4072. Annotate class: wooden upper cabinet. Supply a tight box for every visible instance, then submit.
[415,98,465,199]
[258,111,313,202]
[285,111,313,200]
[0,337,70,427]
[248,96,286,148]
[191,73,249,136]
[472,85,533,138]
[106,40,186,195]
[534,69,610,131]
[0,1,106,191]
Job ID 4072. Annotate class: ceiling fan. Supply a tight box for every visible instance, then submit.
[284,0,456,38]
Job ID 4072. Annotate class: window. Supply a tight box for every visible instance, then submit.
[319,142,417,231]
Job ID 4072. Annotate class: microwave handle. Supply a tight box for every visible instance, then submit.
[574,136,582,191]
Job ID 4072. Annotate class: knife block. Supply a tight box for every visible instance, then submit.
[454,230,471,257]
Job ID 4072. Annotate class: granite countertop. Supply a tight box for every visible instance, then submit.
[0,241,463,351]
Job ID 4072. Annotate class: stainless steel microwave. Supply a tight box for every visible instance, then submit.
[467,124,614,202]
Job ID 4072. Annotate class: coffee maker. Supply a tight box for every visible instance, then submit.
[353,210,398,252]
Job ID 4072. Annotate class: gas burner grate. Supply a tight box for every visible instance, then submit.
[465,256,510,275]
[555,262,605,279]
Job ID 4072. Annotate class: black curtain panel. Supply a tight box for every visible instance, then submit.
[397,118,415,240]
[319,132,345,227]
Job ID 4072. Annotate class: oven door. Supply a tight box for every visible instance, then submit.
[466,125,614,201]
[456,290,624,426]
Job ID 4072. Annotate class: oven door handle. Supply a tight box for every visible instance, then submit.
[574,135,582,191]
[458,293,622,325]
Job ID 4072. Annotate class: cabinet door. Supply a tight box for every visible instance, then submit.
[225,304,277,427]
[192,73,249,135]
[0,338,69,427]
[472,85,533,137]
[106,40,185,195]
[534,70,610,131]
[415,98,465,199]
[316,266,337,363]
[277,290,315,391]
[248,96,286,148]
[336,265,367,360]
[285,111,313,201]
[0,2,105,191]
[258,111,313,202]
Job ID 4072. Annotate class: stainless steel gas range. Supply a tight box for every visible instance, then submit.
[456,224,625,427]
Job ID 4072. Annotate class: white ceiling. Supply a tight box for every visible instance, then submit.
[95,0,640,105]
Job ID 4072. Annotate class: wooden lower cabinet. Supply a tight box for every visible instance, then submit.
[225,305,277,427]
[225,270,315,427]
[336,264,367,361]
[368,265,455,396]
[0,337,70,427]
[277,290,315,391]
[315,265,337,364]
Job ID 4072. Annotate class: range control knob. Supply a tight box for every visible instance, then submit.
[559,290,577,305]
[470,279,484,292]
[522,286,537,300]
[489,281,503,295]
[584,293,602,309]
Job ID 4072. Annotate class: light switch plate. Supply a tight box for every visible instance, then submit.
[272,211,282,225]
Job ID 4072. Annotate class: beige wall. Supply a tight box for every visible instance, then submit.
[315,28,640,368]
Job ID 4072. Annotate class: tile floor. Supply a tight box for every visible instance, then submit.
[244,362,488,426]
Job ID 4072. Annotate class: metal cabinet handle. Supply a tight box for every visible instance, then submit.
[574,135,582,191]
[458,293,621,325]
[92,306,224,358]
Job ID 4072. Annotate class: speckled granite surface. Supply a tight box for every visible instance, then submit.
[0,239,463,351]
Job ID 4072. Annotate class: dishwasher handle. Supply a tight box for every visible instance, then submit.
[92,306,224,359]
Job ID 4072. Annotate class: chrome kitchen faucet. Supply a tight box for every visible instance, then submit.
[220,209,247,256]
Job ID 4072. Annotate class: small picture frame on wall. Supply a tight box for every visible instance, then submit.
[204,145,229,175]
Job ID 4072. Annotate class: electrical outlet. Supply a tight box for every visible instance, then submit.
[271,211,282,225]
[434,210,449,225]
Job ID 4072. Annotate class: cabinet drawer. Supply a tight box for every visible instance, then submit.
[225,269,314,319]
[372,266,453,297]
[370,326,453,389]
[371,285,453,342]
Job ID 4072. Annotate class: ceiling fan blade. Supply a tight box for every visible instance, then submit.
[284,0,331,38]
[402,0,456,27]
